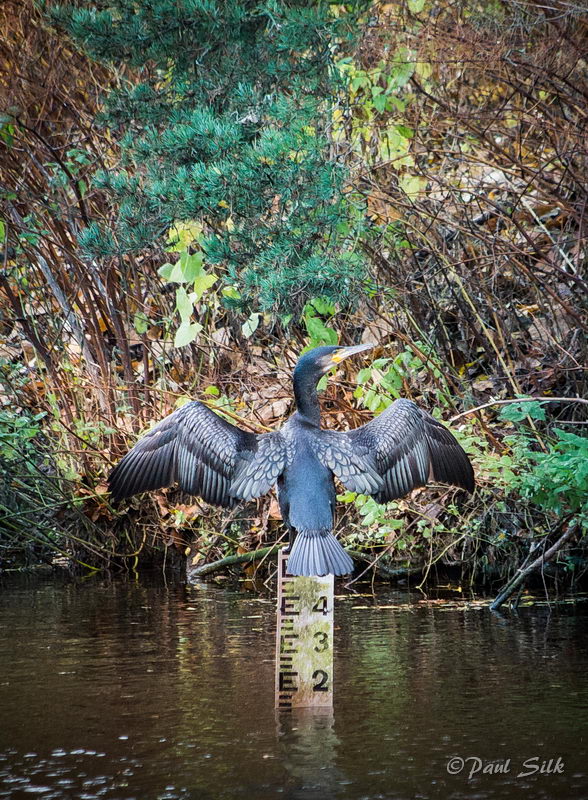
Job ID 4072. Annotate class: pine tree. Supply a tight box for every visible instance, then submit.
[50,0,369,311]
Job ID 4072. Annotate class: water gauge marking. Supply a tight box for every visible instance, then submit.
[275,549,334,709]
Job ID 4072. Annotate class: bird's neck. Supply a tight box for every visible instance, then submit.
[293,370,322,427]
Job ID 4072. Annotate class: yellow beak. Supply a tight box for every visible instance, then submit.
[331,343,376,364]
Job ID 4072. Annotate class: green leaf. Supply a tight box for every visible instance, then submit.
[160,251,209,285]
[396,124,414,139]
[133,311,149,335]
[389,51,415,89]
[305,314,338,346]
[309,297,336,316]
[337,491,357,503]
[180,251,204,282]
[175,285,193,323]
[500,401,547,423]
[192,270,217,301]
[241,312,260,338]
[399,173,426,198]
[158,260,184,283]
[408,0,425,12]
[174,321,202,348]
[222,285,241,300]
[368,392,383,412]
[372,91,388,113]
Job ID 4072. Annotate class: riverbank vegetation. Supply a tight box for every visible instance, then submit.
[1,0,586,596]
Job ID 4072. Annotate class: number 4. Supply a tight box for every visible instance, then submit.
[312,596,329,615]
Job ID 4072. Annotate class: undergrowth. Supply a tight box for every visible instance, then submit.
[0,0,586,592]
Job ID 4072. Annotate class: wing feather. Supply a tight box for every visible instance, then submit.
[109,401,288,507]
[313,398,474,503]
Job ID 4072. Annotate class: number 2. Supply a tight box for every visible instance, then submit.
[312,669,329,692]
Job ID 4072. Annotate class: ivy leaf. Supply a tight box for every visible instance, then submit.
[408,0,425,12]
[500,401,547,423]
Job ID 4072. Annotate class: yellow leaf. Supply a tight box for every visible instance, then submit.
[165,220,202,251]
[399,173,426,198]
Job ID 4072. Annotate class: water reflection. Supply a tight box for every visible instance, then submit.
[0,575,586,800]
[277,708,344,800]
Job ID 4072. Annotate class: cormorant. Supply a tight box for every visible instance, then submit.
[108,344,474,576]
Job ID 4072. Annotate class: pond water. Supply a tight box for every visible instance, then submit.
[0,575,587,800]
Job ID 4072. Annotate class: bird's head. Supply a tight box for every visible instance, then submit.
[294,343,376,380]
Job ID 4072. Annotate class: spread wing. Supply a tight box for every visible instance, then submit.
[315,398,474,504]
[108,401,288,506]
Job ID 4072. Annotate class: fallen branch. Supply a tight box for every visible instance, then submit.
[490,524,579,611]
[346,549,424,580]
[188,544,423,580]
[189,543,284,577]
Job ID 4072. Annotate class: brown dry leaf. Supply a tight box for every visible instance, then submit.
[211,326,230,347]
[173,502,204,522]
[422,502,444,522]
[367,189,402,223]
[154,493,170,517]
[472,377,494,392]
[166,529,186,549]
[268,495,282,520]
[258,396,290,423]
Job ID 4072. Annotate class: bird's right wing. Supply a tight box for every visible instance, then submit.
[108,401,288,507]
[315,398,474,504]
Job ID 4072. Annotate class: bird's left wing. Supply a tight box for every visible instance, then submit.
[314,398,474,504]
[108,401,288,506]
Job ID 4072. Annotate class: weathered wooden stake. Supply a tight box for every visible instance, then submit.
[275,549,334,709]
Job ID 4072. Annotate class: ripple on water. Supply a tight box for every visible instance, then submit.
[0,578,587,800]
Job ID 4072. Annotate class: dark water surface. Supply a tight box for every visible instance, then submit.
[0,575,587,800]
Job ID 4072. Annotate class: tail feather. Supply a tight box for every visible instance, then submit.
[287,530,353,577]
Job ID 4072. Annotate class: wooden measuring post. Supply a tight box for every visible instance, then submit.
[275,549,334,710]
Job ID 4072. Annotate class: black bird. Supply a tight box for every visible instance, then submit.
[108,345,474,576]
